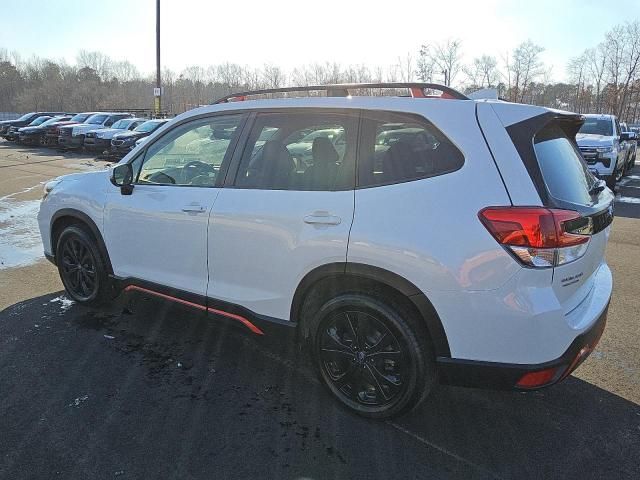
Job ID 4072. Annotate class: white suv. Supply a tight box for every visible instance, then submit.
[38,83,614,418]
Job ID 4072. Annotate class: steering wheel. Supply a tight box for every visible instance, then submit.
[184,160,214,173]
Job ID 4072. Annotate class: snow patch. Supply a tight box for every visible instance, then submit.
[0,195,43,269]
[49,295,75,311]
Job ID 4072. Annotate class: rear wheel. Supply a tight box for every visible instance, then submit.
[311,293,435,418]
[56,225,111,306]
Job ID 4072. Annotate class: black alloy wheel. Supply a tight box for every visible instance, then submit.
[312,294,435,418]
[56,225,111,305]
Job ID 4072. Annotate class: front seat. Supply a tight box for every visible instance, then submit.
[305,137,339,189]
[258,140,296,189]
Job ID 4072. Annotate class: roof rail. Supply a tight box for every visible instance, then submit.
[212,82,469,104]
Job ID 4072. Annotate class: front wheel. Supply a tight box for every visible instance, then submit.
[56,225,111,306]
[311,294,435,419]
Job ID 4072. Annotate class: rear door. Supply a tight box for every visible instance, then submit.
[207,109,358,320]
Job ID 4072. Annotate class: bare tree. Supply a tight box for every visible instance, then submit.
[509,40,545,103]
[464,55,499,89]
[419,39,463,86]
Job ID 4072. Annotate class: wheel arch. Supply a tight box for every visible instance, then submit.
[291,262,451,358]
[50,209,113,274]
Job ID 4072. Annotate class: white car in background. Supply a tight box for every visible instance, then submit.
[38,83,613,418]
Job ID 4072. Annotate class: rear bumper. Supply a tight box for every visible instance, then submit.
[437,303,607,390]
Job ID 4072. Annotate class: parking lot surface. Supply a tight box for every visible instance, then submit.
[1,142,639,479]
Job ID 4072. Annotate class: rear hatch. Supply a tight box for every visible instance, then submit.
[531,119,614,319]
[485,106,614,319]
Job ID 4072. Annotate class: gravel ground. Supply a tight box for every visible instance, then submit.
[0,141,639,479]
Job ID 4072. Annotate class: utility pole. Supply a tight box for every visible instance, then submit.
[155,0,161,117]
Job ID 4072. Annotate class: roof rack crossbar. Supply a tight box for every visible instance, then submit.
[212,82,469,104]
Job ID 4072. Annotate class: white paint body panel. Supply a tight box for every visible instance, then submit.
[103,184,219,297]
[207,189,353,319]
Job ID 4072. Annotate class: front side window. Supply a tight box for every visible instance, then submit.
[136,114,243,187]
[535,123,597,205]
[234,111,357,191]
[358,111,464,187]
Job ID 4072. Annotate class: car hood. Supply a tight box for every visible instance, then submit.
[73,124,106,134]
[576,134,614,147]
[19,126,42,133]
[114,131,146,140]
[287,141,314,155]
[96,128,128,139]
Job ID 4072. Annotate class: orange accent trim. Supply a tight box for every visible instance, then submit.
[410,87,426,98]
[123,285,264,335]
[207,307,264,336]
[124,285,207,311]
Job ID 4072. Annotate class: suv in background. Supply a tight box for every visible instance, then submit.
[58,113,132,150]
[576,114,628,188]
[110,119,169,157]
[38,83,613,419]
[18,115,74,145]
[84,118,146,154]
[43,113,94,146]
[5,115,54,141]
[0,111,66,139]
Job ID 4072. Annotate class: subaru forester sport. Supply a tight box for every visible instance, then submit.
[38,83,613,418]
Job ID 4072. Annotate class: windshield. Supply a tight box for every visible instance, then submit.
[29,116,51,126]
[135,121,164,133]
[40,117,65,127]
[111,119,133,129]
[16,112,36,121]
[86,114,108,125]
[579,118,613,136]
[70,113,90,123]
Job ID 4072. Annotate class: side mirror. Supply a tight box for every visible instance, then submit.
[620,132,630,141]
[110,163,134,195]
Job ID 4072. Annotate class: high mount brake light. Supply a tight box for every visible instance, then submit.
[479,207,591,268]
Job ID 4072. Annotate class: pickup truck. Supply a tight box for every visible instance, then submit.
[576,114,630,189]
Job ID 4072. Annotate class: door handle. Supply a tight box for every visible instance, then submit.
[303,211,342,225]
[181,203,207,213]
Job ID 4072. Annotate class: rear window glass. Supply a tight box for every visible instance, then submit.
[358,112,464,187]
[535,124,597,205]
[578,118,613,136]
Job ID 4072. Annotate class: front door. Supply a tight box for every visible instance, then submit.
[104,113,245,297]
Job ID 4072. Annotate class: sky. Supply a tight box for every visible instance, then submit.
[1,0,639,82]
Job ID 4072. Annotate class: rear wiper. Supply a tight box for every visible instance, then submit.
[589,179,606,196]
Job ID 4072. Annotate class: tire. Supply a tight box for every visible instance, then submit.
[310,293,436,419]
[55,225,112,306]
[605,174,616,190]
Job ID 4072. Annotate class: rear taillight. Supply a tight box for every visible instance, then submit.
[479,207,591,268]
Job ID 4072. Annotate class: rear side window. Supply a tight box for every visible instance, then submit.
[357,111,464,188]
[534,124,596,205]
[234,111,358,191]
